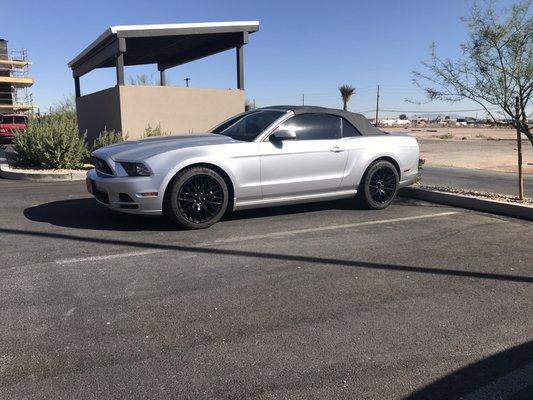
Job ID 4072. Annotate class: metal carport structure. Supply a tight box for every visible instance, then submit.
[68,21,259,141]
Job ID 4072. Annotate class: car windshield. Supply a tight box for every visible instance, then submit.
[211,110,286,142]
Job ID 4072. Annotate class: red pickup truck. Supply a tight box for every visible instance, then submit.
[0,114,28,140]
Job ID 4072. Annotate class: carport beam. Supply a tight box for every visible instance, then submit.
[236,45,244,90]
[74,77,81,98]
[116,52,125,85]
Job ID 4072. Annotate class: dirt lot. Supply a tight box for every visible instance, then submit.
[391,126,533,174]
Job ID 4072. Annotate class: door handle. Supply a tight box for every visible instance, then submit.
[330,146,345,153]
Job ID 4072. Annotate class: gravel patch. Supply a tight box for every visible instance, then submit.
[417,184,533,205]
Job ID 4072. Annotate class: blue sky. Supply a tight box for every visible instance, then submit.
[1,0,517,117]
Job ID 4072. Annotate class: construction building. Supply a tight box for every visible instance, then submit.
[0,39,33,114]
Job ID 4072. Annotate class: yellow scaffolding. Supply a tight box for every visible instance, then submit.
[0,76,34,87]
[0,59,32,68]
[0,47,34,112]
[0,103,33,112]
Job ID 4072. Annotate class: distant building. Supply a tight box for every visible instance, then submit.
[380,118,412,127]
[410,116,429,124]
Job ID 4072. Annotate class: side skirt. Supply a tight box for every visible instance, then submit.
[233,189,357,211]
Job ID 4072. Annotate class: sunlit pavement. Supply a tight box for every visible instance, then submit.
[422,165,533,196]
[0,179,531,399]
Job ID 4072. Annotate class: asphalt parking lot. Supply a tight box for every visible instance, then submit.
[0,179,532,400]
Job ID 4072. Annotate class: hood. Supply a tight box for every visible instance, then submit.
[93,134,236,161]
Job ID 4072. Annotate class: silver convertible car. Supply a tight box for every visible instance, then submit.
[87,106,419,229]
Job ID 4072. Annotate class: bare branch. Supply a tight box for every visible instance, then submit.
[411,0,533,146]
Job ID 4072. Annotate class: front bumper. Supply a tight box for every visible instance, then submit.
[86,169,164,215]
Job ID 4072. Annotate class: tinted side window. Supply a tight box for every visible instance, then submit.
[342,118,361,137]
[213,110,285,141]
[278,114,341,140]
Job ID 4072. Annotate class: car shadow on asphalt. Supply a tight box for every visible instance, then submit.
[23,198,175,231]
[404,340,533,400]
[23,197,379,231]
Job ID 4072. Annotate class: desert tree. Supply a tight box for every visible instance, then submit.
[128,73,162,86]
[245,99,256,111]
[339,84,356,111]
[412,0,532,146]
[53,93,76,115]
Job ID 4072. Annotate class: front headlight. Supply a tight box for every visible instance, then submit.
[119,162,152,176]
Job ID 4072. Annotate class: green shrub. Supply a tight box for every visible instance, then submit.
[93,129,124,151]
[13,112,88,169]
[437,132,454,140]
[143,123,169,138]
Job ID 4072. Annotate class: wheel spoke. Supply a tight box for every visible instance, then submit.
[203,203,217,216]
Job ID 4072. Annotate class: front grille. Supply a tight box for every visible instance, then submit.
[92,157,114,175]
[120,204,139,209]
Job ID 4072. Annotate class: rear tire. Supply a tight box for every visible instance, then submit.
[164,167,229,229]
[357,160,399,210]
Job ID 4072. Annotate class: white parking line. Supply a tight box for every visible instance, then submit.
[56,249,165,265]
[460,360,533,400]
[208,211,459,244]
[55,211,459,265]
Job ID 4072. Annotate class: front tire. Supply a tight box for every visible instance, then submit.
[357,160,399,210]
[164,167,229,229]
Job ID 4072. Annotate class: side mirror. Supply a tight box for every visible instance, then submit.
[270,129,296,141]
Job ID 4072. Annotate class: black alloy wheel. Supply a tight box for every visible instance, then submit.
[358,160,399,209]
[165,167,229,229]
[178,175,224,223]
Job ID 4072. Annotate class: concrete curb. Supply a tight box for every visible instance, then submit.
[0,148,87,182]
[399,187,533,221]
[0,167,87,181]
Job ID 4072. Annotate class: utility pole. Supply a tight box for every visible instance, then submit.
[184,78,191,87]
[516,96,524,200]
[302,93,305,106]
[375,85,380,126]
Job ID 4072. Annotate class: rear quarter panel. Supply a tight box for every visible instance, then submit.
[340,134,419,190]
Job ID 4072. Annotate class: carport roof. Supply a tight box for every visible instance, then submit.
[68,21,259,77]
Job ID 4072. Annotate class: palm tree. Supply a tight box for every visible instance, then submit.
[339,84,356,111]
